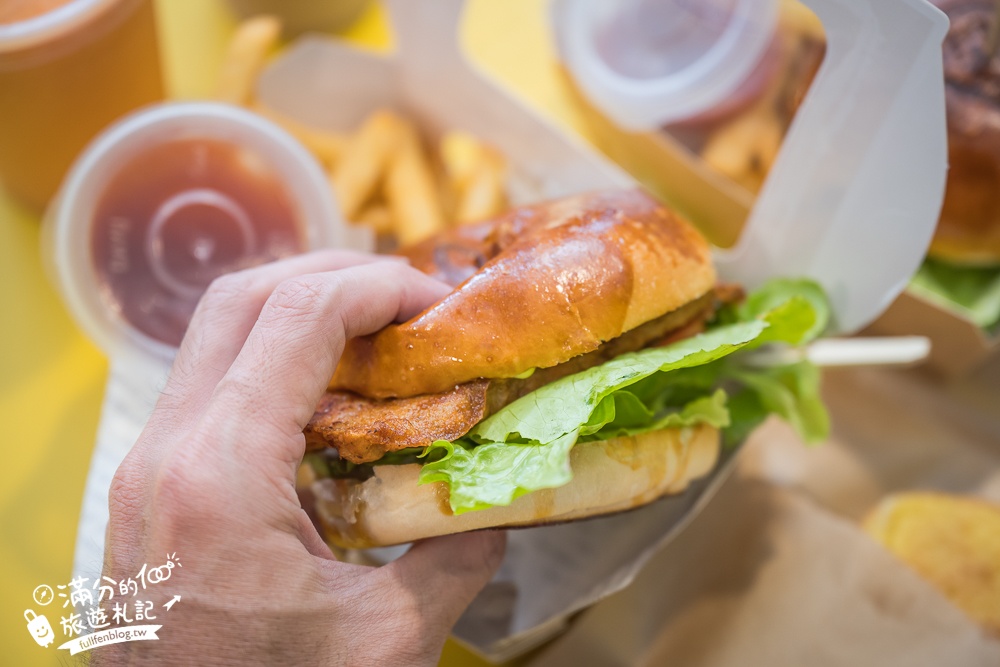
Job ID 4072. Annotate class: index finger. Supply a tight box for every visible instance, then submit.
[204,261,450,466]
[150,250,405,439]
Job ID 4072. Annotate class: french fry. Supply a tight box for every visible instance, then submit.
[385,123,447,245]
[295,461,316,489]
[440,131,484,191]
[441,131,508,224]
[700,103,782,193]
[215,15,282,105]
[455,147,507,223]
[252,102,347,168]
[354,203,394,234]
[436,160,460,224]
[331,110,404,220]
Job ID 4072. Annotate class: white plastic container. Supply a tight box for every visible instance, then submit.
[556,0,949,334]
[554,0,780,130]
[44,101,362,364]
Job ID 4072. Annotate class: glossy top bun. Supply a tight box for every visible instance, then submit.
[330,189,716,398]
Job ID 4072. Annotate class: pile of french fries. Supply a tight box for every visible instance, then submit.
[700,5,825,193]
[213,15,510,247]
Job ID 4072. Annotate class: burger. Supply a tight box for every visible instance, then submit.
[930,0,1000,265]
[302,189,828,548]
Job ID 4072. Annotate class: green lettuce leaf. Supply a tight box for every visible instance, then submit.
[909,259,1000,332]
[736,277,830,346]
[723,361,829,447]
[586,389,731,441]
[419,390,731,514]
[469,321,765,447]
[419,278,830,514]
[419,432,579,513]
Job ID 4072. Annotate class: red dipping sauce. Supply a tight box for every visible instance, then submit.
[89,138,306,346]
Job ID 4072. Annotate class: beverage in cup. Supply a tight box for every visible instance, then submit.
[0,0,164,211]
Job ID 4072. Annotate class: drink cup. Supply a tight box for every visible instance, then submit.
[0,0,164,211]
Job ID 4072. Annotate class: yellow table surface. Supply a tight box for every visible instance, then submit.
[0,1,589,664]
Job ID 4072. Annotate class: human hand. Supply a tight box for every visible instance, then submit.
[99,250,506,665]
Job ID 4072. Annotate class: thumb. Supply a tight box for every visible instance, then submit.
[378,531,506,637]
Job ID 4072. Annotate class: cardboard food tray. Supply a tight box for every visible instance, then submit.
[560,0,997,376]
[554,0,826,251]
[255,1,632,207]
[561,69,752,251]
[868,290,1000,378]
[254,0,753,660]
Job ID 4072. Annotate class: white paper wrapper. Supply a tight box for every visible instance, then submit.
[72,357,171,588]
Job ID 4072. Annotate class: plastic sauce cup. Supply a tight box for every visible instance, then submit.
[554,0,779,130]
[44,101,362,363]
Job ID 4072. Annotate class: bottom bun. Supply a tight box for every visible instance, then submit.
[314,424,720,549]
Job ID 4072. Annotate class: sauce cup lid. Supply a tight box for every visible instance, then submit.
[553,0,779,130]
